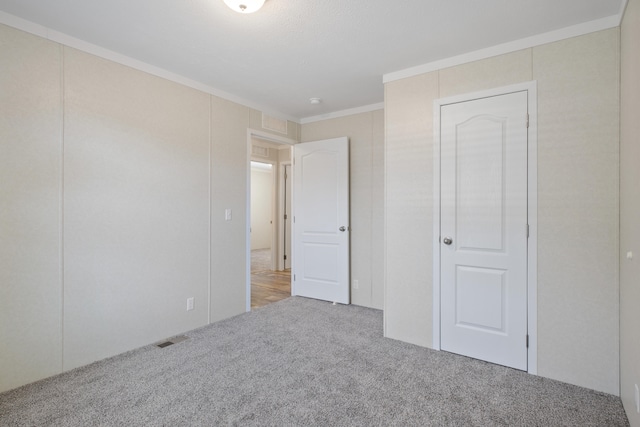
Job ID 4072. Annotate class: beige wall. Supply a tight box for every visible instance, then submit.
[62,48,211,371]
[620,0,640,423]
[534,29,620,396]
[278,146,292,163]
[0,23,278,392]
[385,29,620,395]
[210,97,251,322]
[384,73,438,344]
[0,25,63,391]
[302,110,385,309]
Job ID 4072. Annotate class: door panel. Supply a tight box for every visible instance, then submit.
[456,266,506,332]
[303,243,339,281]
[293,137,349,304]
[440,91,528,370]
[457,116,506,252]
[300,151,339,234]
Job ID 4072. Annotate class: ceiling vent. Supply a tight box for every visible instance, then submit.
[262,114,288,135]
[252,145,270,158]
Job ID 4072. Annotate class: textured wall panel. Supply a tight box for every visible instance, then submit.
[210,96,250,322]
[63,48,210,370]
[620,0,640,421]
[0,24,63,393]
[384,73,438,347]
[533,29,619,395]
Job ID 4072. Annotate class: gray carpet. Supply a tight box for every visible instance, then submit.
[0,297,629,426]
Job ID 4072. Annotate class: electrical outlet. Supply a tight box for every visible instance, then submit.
[225,209,232,221]
[635,383,639,413]
[187,297,194,311]
[353,279,359,290]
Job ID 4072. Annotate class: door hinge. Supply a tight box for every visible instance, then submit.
[284,214,288,220]
[284,254,287,261]
[526,224,530,238]
[294,274,296,281]
[526,114,530,128]
[526,335,529,348]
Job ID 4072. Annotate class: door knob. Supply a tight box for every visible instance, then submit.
[443,237,453,245]
[339,226,346,232]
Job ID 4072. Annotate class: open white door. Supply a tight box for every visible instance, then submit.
[293,137,349,304]
[440,91,528,370]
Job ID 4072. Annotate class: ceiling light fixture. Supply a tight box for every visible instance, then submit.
[223,0,265,13]
[310,98,322,105]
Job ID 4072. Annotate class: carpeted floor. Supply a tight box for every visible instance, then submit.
[0,297,629,426]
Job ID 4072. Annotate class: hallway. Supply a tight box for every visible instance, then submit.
[251,249,291,309]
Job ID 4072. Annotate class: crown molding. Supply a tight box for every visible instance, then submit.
[383,14,622,84]
[0,11,299,123]
[618,0,629,25]
[300,102,384,124]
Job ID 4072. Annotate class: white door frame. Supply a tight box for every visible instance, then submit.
[246,129,296,312]
[432,81,538,374]
[277,161,292,271]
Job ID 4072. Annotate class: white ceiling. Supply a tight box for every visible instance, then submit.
[0,0,625,121]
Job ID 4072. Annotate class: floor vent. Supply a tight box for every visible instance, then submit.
[156,335,189,349]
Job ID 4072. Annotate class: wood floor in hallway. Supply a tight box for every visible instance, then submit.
[251,249,291,309]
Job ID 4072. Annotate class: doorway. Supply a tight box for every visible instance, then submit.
[432,82,538,374]
[250,159,290,309]
[247,131,296,310]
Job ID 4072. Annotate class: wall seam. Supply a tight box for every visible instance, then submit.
[59,44,65,373]
[382,84,388,336]
[208,95,212,324]
[616,26,622,398]
[370,111,375,305]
